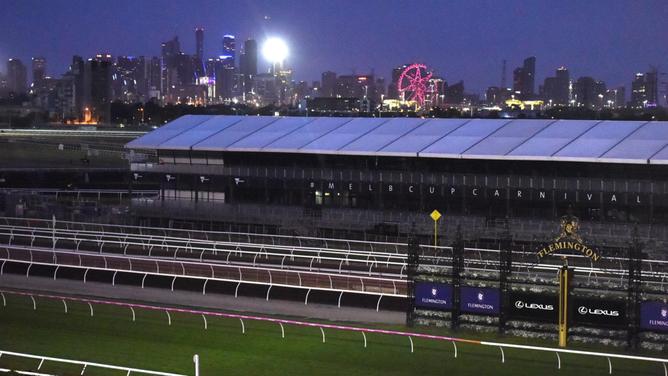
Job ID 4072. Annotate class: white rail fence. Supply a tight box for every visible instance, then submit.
[1,290,666,376]
[0,349,188,376]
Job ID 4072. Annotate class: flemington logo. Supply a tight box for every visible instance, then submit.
[466,291,494,310]
[419,286,448,306]
[515,300,554,311]
[578,306,619,317]
[649,307,668,328]
[537,215,602,262]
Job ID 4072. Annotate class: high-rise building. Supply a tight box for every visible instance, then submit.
[320,71,337,97]
[194,28,204,78]
[604,87,625,108]
[335,74,376,100]
[205,57,235,101]
[31,57,47,88]
[84,55,112,123]
[69,56,85,119]
[161,36,181,94]
[113,56,146,102]
[195,28,204,60]
[523,57,536,98]
[512,57,536,100]
[573,76,606,109]
[444,81,465,105]
[240,39,257,96]
[541,66,570,106]
[146,57,162,99]
[0,72,7,97]
[485,86,502,105]
[631,71,658,108]
[6,58,27,94]
[222,35,235,63]
[388,64,409,99]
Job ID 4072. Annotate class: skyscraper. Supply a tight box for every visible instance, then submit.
[85,54,112,123]
[523,57,536,99]
[223,35,236,63]
[512,57,536,100]
[194,28,205,78]
[161,36,181,94]
[541,66,570,106]
[240,39,258,96]
[147,57,161,98]
[388,64,409,99]
[631,71,658,108]
[195,28,204,60]
[113,56,146,102]
[320,71,337,97]
[31,57,47,88]
[6,58,27,94]
[573,76,605,109]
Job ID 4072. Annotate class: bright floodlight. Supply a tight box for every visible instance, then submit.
[262,37,288,64]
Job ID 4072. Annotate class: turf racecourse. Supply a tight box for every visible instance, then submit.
[0,293,664,376]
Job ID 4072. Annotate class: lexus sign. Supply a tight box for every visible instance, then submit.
[572,297,626,327]
[509,292,558,322]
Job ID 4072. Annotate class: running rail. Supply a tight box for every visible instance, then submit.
[0,349,186,376]
[1,289,666,375]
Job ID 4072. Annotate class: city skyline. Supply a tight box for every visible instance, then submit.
[1,0,667,95]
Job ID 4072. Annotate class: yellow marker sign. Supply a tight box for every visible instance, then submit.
[430,210,442,247]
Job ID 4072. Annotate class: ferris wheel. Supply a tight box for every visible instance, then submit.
[397,63,438,108]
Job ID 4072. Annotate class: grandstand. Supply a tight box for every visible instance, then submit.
[126,116,668,256]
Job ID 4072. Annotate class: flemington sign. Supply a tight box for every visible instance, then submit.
[534,215,605,347]
[536,215,602,262]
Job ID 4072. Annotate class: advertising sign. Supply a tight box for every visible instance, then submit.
[414,282,453,310]
[460,287,500,315]
[640,301,668,332]
[509,292,558,322]
[571,297,626,327]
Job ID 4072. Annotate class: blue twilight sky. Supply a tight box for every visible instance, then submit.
[0,0,667,94]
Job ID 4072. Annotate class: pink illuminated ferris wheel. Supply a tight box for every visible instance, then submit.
[397,63,438,108]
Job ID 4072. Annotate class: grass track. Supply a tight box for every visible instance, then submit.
[0,293,664,375]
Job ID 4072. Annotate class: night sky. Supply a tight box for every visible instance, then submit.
[1,0,667,95]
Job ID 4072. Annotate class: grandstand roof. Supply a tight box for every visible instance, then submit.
[126,115,668,165]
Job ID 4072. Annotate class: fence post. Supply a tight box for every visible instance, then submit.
[193,354,199,376]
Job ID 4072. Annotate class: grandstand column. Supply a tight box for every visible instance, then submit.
[451,226,464,330]
[498,226,512,334]
[558,260,571,347]
[406,226,419,327]
[627,226,642,350]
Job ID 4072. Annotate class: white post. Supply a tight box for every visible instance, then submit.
[193,354,199,376]
[52,215,56,251]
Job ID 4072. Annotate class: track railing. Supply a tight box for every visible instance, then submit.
[0,244,407,299]
[1,289,666,376]
[0,349,187,376]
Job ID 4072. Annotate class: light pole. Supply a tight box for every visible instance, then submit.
[262,37,288,75]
